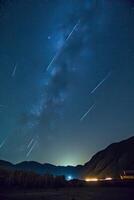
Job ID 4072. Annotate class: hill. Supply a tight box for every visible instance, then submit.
[83,136,134,178]
[0,136,134,179]
[0,160,82,179]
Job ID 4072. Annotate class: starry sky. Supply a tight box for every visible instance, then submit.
[0,0,134,166]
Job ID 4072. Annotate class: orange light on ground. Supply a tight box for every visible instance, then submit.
[105,177,112,181]
[85,178,98,182]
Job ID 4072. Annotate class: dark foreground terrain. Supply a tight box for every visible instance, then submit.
[0,186,134,200]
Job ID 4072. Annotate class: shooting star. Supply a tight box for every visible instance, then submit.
[0,138,7,149]
[46,52,59,71]
[46,20,80,71]
[11,64,17,77]
[90,71,112,95]
[27,138,34,149]
[80,104,95,121]
[65,20,80,43]
[26,140,37,157]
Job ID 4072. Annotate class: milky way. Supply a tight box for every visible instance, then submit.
[0,0,134,165]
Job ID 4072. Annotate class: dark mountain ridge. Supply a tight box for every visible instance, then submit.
[83,136,134,178]
[0,136,134,179]
[0,160,82,179]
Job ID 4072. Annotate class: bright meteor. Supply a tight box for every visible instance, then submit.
[26,140,37,157]
[27,138,34,149]
[80,104,95,121]
[65,20,80,43]
[90,71,112,95]
[46,20,80,71]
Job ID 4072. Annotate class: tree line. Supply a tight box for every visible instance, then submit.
[0,167,66,188]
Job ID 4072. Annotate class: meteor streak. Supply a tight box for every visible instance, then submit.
[80,104,95,121]
[46,52,59,71]
[65,20,80,42]
[46,20,80,71]
[27,138,34,149]
[11,64,17,77]
[90,71,112,94]
[0,138,7,149]
[26,140,37,157]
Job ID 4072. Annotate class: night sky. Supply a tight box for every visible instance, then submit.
[0,0,134,166]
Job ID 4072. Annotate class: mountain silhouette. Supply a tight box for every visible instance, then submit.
[83,136,134,178]
[0,136,134,179]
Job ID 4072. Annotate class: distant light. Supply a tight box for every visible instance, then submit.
[85,178,98,182]
[67,175,73,181]
[105,177,112,181]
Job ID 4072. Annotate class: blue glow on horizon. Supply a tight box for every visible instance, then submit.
[66,175,73,181]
